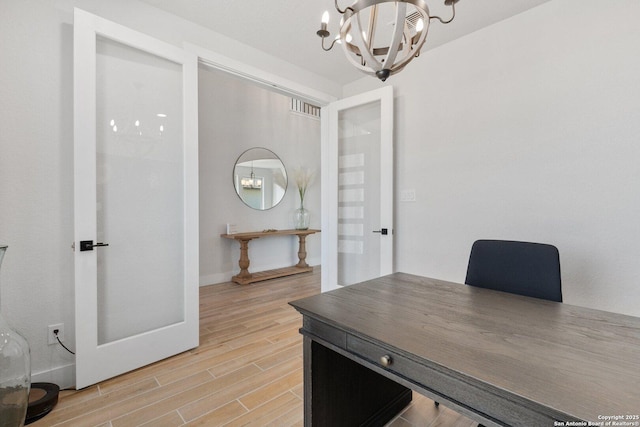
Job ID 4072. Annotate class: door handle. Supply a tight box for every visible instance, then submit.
[372,228,388,235]
[79,240,110,251]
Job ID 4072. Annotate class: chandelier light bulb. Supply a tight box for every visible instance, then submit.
[416,18,424,32]
[317,10,331,39]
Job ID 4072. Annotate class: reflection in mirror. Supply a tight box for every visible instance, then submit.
[233,148,287,210]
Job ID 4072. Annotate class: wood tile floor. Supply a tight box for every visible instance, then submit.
[33,269,478,426]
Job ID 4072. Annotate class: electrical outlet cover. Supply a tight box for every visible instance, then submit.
[48,323,64,345]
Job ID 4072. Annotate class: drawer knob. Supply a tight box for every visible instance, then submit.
[380,355,393,367]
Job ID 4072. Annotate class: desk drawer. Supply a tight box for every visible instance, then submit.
[346,334,562,426]
[346,334,424,382]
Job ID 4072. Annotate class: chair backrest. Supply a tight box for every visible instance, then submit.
[465,240,562,302]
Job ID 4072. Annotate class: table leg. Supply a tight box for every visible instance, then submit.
[236,238,252,281]
[296,234,309,268]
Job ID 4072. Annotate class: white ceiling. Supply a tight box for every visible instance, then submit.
[139,0,553,86]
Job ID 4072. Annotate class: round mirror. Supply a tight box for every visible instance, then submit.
[233,148,288,210]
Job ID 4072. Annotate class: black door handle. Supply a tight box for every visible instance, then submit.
[79,240,110,251]
[372,228,388,235]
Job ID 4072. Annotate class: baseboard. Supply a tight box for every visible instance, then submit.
[32,363,75,390]
[199,272,232,286]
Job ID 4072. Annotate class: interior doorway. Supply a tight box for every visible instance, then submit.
[196,65,322,287]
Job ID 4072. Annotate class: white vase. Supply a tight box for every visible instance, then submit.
[0,245,31,427]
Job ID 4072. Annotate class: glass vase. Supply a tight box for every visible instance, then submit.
[0,245,31,427]
[294,207,310,230]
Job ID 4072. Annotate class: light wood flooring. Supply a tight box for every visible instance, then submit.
[33,269,478,426]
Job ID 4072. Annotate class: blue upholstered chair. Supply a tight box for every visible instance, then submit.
[465,239,562,302]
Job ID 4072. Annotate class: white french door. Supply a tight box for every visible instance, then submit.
[322,86,394,292]
[73,9,199,389]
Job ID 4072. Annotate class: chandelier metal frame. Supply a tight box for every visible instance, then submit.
[317,0,458,81]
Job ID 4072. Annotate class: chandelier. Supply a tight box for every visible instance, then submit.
[240,163,263,189]
[316,0,459,81]
[240,173,262,189]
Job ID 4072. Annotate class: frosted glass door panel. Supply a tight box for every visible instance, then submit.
[96,36,184,344]
[322,86,392,293]
[337,101,382,286]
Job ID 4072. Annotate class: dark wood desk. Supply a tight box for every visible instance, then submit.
[290,273,640,426]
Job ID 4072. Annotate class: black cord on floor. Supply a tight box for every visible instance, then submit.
[56,335,75,355]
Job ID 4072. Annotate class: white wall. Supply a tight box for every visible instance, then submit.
[199,68,321,285]
[0,0,332,388]
[344,0,640,317]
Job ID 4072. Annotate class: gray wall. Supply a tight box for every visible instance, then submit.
[345,0,640,317]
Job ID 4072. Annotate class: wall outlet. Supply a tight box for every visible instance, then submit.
[400,189,416,202]
[48,323,64,346]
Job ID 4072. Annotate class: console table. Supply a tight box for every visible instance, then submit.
[290,273,640,426]
[221,229,320,285]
